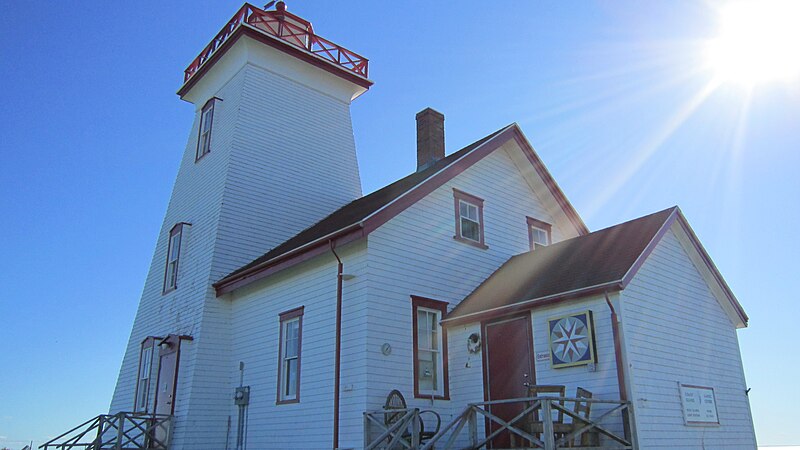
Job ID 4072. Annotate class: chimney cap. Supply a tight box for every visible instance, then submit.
[416,107,445,120]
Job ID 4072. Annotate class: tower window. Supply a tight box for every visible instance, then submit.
[163,223,185,293]
[134,337,157,412]
[527,217,552,250]
[196,99,215,161]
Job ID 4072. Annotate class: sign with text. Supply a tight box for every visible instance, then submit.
[679,384,719,425]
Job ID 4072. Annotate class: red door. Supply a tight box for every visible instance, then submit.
[483,315,535,448]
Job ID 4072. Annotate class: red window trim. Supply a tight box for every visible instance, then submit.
[195,98,216,162]
[453,188,488,249]
[526,217,552,251]
[276,306,304,405]
[411,296,450,400]
[133,336,160,413]
[162,223,187,294]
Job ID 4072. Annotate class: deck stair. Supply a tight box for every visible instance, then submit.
[40,412,171,450]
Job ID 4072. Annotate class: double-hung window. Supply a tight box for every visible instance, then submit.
[163,223,185,293]
[453,189,487,248]
[134,338,156,412]
[527,217,552,251]
[412,296,449,399]
[196,99,215,161]
[277,307,303,404]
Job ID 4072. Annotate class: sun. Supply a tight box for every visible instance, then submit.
[706,0,800,86]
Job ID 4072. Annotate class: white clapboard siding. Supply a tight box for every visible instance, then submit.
[366,143,567,429]
[227,241,368,450]
[111,38,364,449]
[620,226,756,449]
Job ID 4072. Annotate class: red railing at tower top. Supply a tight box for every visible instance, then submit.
[182,2,369,84]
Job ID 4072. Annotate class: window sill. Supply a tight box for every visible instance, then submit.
[453,235,488,250]
[414,393,450,401]
[195,151,210,163]
[162,287,177,296]
[276,398,300,405]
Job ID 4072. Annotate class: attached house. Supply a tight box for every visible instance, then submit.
[42,3,756,450]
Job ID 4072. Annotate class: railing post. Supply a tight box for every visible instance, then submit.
[542,401,555,450]
[115,413,124,450]
[363,412,369,450]
[94,415,104,449]
[411,409,421,448]
[468,407,478,448]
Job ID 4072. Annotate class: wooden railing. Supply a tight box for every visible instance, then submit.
[183,3,369,83]
[40,412,171,450]
[364,397,635,450]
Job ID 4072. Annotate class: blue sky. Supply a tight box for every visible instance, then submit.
[1,1,798,447]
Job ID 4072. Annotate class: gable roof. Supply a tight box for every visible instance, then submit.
[214,123,588,295]
[443,207,748,327]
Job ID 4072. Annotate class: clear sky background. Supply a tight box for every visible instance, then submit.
[1,1,798,448]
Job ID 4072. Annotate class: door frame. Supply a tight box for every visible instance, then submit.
[153,334,190,415]
[480,313,536,446]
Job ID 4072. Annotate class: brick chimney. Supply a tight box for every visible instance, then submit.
[416,108,445,171]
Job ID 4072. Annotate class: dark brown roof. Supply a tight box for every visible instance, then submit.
[444,207,677,323]
[221,126,510,281]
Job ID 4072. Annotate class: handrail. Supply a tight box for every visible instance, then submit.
[182,3,368,84]
[40,412,172,450]
[364,396,635,450]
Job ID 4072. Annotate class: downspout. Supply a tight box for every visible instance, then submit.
[605,291,633,444]
[330,240,344,450]
[604,291,627,402]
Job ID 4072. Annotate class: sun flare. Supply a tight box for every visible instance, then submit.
[707,0,800,85]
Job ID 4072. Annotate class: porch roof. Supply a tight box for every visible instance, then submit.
[443,207,676,325]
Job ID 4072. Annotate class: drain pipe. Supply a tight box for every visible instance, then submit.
[605,291,634,443]
[604,291,627,402]
[330,240,344,450]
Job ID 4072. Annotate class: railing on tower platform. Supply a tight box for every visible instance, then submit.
[182,2,369,84]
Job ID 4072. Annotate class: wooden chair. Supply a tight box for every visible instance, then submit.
[570,387,599,447]
[383,390,441,447]
[513,385,569,448]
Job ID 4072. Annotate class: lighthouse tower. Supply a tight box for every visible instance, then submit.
[109,3,370,448]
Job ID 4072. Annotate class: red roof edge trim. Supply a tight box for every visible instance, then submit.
[674,210,749,326]
[214,224,364,296]
[361,126,515,234]
[511,129,589,236]
[620,207,679,288]
[442,282,623,327]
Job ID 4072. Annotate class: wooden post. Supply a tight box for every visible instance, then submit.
[468,408,478,448]
[411,409,421,448]
[363,412,370,450]
[542,401,555,450]
[115,413,124,450]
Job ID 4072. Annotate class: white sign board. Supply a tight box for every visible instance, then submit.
[535,351,550,362]
[679,384,719,425]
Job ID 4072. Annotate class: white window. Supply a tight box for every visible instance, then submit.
[134,341,154,412]
[196,99,215,160]
[453,189,486,248]
[527,217,552,251]
[278,307,303,403]
[412,296,449,399]
[459,201,481,242]
[163,223,184,293]
[531,227,549,247]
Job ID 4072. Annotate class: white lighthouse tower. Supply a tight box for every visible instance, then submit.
[109,3,371,448]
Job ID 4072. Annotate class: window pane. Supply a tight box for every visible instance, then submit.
[459,201,469,217]
[418,350,437,391]
[461,218,480,241]
[467,204,478,221]
[285,359,298,397]
[417,311,430,349]
[284,320,299,358]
